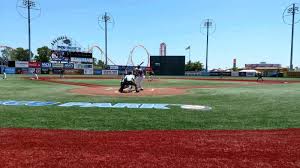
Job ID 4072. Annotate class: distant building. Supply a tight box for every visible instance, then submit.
[245,62,287,77]
[159,43,167,56]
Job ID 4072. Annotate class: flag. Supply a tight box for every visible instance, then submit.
[185,46,191,50]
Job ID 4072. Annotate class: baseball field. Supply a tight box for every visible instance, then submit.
[0,75,300,167]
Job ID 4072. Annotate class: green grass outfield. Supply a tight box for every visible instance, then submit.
[0,75,300,131]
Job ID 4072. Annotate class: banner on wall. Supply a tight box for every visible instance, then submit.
[28,62,41,68]
[41,68,50,74]
[102,70,118,75]
[109,65,119,70]
[74,63,93,69]
[2,67,15,74]
[29,68,41,74]
[65,69,83,75]
[52,63,64,68]
[94,69,102,75]
[84,68,93,75]
[63,63,74,69]
[71,57,93,63]
[42,63,52,68]
[15,68,29,74]
[15,61,29,68]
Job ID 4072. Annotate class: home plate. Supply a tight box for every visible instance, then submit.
[151,89,155,91]
[105,87,113,91]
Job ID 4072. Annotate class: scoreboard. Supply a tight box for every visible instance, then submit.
[51,50,92,62]
[150,56,185,76]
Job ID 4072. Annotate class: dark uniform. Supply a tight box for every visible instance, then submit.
[119,72,139,93]
[257,73,263,82]
[60,69,65,78]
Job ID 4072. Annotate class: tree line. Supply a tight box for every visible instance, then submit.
[185,60,203,71]
[0,46,52,65]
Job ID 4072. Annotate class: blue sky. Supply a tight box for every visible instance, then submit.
[1,0,299,69]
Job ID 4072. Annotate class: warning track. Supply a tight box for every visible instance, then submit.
[0,128,299,168]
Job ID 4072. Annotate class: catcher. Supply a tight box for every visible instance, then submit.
[119,72,139,93]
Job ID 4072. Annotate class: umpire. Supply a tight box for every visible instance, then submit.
[119,72,139,93]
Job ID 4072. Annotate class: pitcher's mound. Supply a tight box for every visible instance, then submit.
[70,86,185,97]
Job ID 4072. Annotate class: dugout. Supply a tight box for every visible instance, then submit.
[150,56,185,76]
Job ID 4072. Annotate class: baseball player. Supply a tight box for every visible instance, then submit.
[257,72,263,82]
[119,72,139,93]
[60,68,65,79]
[3,67,7,80]
[33,68,39,80]
[148,70,154,82]
[134,65,144,91]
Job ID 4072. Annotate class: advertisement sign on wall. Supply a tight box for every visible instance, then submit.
[71,57,93,63]
[63,63,74,69]
[15,68,29,74]
[109,65,119,70]
[2,67,15,74]
[29,68,41,74]
[42,62,52,68]
[74,63,93,69]
[28,62,41,68]
[41,68,50,74]
[94,69,102,75]
[52,63,64,68]
[84,68,94,75]
[15,61,29,68]
[65,69,83,75]
[102,70,119,75]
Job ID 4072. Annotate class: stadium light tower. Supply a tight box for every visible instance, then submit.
[283,3,300,70]
[201,19,216,72]
[17,0,41,61]
[98,12,115,67]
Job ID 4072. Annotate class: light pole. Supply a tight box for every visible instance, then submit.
[98,12,115,67]
[17,0,41,61]
[283,3,299,71]
[189,47,191,62]
[201,19,216,72]
[185,46,191,62]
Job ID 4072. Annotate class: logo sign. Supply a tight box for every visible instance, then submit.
[42,62,52,68]
[57,46,81,51]
[29,68,41,74]
[0,100,212,111]
[102,70,118,75]
[15,61,29,68]
[51,36,71,46]
[51,36,81,52]
[71,57,93,63]
[109,65,119,70]
[28,62,41,68]
[52,63,64,68]
[64,63,74,69]
[74,64,93,69]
